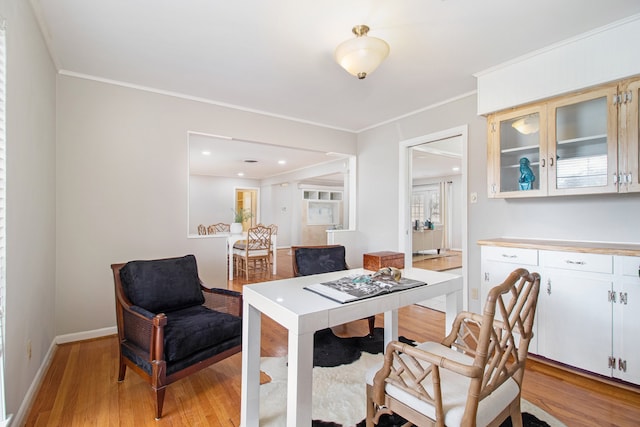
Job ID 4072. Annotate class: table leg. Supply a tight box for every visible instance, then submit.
[445,288,463,335]
[383,309,399,351]
[240,303,262,427]
[286,331,314,427]
[271,236,277,275]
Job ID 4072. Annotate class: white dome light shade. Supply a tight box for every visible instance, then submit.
[335,25,390,79]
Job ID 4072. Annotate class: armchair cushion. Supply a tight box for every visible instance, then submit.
[163,305,242,363]
[119,254,205,313]
[294,246,347,276]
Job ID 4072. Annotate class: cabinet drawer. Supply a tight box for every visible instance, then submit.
[481,246,538,266]
[540,250,612,274]
[620,256,640,277]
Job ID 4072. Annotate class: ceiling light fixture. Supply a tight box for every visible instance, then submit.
[335,25,390,79]
[511,115,540,135]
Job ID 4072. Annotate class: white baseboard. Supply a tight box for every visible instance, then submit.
[10,326,117,426]
[56,326,116,344]
[11,339,56,427]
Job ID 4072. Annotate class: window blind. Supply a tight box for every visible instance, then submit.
[0,16,9,426]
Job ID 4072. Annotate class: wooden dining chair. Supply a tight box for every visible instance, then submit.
[232,225,272,279]
[366,268,541,427]
[197,224,207,235]
[209,222,230,234]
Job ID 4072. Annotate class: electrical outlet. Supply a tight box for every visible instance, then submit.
[471,288,479,300]
[26,339,32,360]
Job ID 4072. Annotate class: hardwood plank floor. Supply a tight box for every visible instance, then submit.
[23,249,640,426]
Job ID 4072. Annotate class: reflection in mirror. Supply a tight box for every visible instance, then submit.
[188,132,355,248]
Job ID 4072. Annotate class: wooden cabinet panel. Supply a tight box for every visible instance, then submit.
[487,76,640,198]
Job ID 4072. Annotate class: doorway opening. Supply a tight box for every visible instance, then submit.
[235,187,258,231]
[399,126,468,311]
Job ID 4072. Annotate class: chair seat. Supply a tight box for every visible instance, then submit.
[164,305,242,363]
[366,342,520,427]
[232,246,268,256]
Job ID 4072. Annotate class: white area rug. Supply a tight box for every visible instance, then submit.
[259,353,568,427]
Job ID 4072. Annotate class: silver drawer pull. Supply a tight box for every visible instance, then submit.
[501,254,517,259]
[565,259,586,265]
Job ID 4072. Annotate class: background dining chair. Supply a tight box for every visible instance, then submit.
[291,245,376,336]
[197,224,207,235]
[209,222,230,234]
[366,268,541,427]
[232,224,272,279]
[111,255,243,419]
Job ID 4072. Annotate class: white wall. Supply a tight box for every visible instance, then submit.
[55,75,357,338]
[189,175,260,235]
[1,0,57,419]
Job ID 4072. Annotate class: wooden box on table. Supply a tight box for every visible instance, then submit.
[363,251,405,271]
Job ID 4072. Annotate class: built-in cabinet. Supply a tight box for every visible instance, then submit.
[479,239,640,387]
[537,251,614,378]
[487,76,640,198]
[614,256,640,384]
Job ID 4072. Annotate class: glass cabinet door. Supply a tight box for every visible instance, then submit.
[488,105,547,197]
[547,86,618,195]
[621,78,640,193]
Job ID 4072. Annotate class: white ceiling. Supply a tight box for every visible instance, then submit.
[31,0,640,133]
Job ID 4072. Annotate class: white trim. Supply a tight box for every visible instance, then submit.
[358,91,477,133]
[55,326,116,345]
[11,325,116,426]
[474,13,640,78]
[10,340,56,427]
[399,125,468,311]
[58,70,356,133]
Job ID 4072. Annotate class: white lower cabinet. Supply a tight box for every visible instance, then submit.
[480,242,640,386]
[537,250,613,377]
[613,256,640,384]
[480,246,539,353]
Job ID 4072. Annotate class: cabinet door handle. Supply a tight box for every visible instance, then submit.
[608,356,616,368]
[608,290,617,303]
[549,156,554,167]
[619,358,627,372]
[546,279,551,295]
[541,158,546,167]
[619,292,628,305]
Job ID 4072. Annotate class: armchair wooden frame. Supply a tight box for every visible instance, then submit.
[367,268,540,427]
[111,262,243,419]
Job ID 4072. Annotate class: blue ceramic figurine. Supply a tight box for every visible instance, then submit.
[519,157,535,190]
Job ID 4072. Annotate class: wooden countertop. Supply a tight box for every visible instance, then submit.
[477,238,640,257]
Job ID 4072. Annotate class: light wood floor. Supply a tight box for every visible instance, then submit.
[24,249,640,426]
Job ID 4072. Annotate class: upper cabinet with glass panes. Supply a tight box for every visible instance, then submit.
[487,76,640,198]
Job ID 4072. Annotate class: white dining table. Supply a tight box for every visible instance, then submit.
[226,233,277,280]
[240,267,463,427]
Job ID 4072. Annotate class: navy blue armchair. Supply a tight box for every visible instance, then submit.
[111,254,242,419]
[292,245,375,335]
